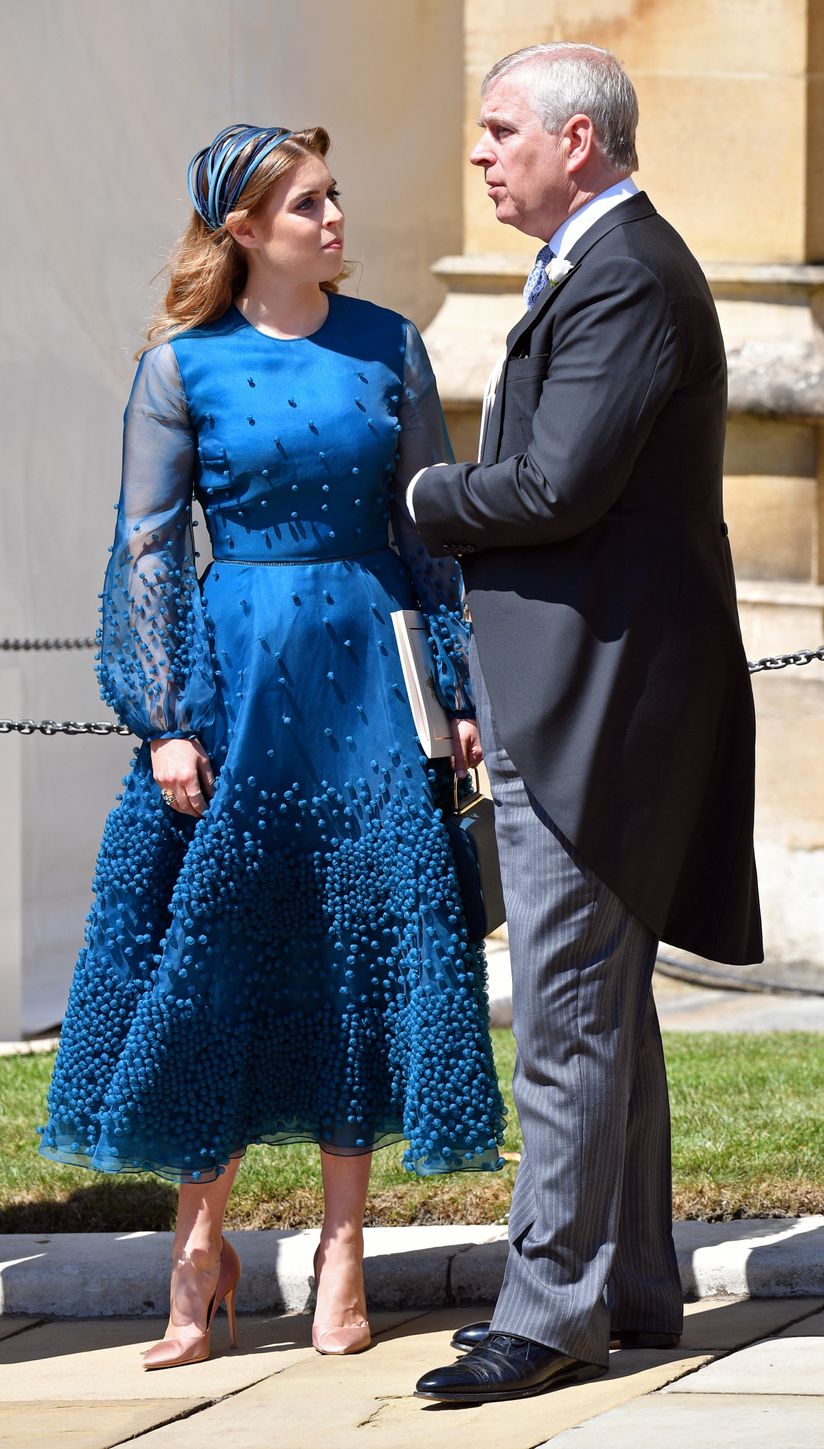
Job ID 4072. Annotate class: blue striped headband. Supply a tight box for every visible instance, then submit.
[187,123,293,231]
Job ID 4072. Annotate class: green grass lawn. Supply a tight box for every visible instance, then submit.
[1,1031,822,1232]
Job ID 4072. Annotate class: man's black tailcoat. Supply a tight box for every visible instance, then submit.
[414,193,762,964]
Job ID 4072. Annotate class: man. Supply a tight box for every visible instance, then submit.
[412,42,762,1404]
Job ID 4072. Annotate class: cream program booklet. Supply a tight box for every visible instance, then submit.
[390,609,454,758]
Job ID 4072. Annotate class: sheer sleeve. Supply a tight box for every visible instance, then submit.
[96,342,217,741]
[391,321,474,717]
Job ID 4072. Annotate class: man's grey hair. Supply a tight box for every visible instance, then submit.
[482,42,639,173]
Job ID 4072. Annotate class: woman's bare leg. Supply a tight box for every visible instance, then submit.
[314,1149,372,1328]
[160,1158,240,1342]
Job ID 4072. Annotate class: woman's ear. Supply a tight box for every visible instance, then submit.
[225,212,258,251]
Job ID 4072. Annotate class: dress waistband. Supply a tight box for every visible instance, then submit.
[212,545,386,567]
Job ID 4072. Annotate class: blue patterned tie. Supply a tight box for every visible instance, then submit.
[523,242,555,309]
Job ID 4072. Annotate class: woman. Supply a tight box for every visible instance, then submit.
[38,124,505,1366]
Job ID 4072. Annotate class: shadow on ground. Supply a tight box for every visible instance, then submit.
[0,1180,176,1234]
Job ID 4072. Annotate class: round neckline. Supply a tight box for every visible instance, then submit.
[231,294,334,343]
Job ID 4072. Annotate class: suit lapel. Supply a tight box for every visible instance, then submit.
[504,192,657,357]
[505,261,577,356]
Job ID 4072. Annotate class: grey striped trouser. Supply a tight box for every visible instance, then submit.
[474,657,683,1368]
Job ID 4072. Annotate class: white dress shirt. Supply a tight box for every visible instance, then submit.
[546,175,638,259]
[406,176,640,520]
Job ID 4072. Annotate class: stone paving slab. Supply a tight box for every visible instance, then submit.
[0,1399,204,1449]
[679,1294,824,1351]
[539,1394,824,1448]
[0,1309,419,1403]
[3,1300,822,1449]
[665,1333,824,1395]
[0,1318,43,1343]
[777,1306,824,1336]
[128,1310,712,1449]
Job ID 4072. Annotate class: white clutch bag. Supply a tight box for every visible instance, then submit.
[390,609,454,758]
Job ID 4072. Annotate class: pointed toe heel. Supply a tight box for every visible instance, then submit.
[311,1320,372,1356]
[311,1241,371,1355]
[143,1236,241,1371]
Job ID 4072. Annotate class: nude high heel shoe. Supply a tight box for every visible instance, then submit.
[143,1236,241,1370]
[311,1244,371,1355]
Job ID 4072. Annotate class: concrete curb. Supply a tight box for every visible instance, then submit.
[2,1217,823,1318]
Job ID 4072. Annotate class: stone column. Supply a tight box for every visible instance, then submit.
[425,0,824,972]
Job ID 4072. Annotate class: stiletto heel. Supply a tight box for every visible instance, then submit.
[225,1283,238,1350]
[143,1236,241,1370]
[311,1243,371,1356]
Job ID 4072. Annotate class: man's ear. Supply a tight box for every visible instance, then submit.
[562,114,595,174]
[225,212,258,251]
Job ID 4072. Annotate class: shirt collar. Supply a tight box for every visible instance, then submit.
[548,177,640,261]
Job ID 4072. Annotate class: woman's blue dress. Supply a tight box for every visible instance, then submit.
[39,293,506,1183]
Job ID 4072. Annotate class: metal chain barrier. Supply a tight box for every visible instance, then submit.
[2,637,824,737]
[746,645,824,673]
[0,635,128,735]
[0,637,96,652]
[0,719,132,736]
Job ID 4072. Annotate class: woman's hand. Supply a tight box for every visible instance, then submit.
[450,717,484,779]
[150,738,215,818]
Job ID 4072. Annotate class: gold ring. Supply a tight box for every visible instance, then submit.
[161,789,176,808]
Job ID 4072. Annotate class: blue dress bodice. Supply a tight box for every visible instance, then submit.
[182,300,403,562]
[98,293,471,741]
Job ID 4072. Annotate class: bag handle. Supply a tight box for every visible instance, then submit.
[453,768,483,813]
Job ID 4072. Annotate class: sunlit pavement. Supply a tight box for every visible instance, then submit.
[1,1296,823,1448]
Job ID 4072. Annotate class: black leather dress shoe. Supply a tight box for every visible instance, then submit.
[415,1333,606,1403]
[450,1320,491,1351]
[451,1320,681,1353]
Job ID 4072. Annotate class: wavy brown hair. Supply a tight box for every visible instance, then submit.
[141,127,345,355]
